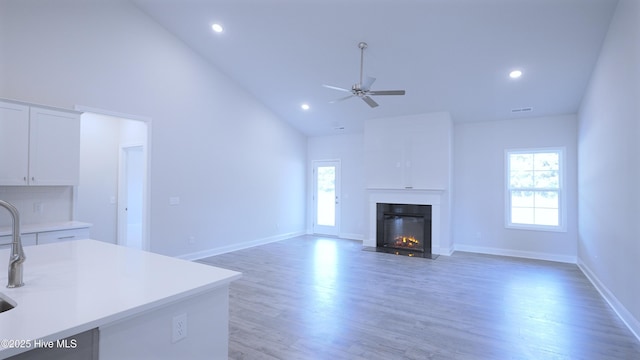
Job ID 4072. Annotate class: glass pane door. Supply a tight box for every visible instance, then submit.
[316,165,335,226]
[313,160,340,236]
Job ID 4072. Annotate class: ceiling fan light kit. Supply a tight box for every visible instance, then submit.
[323,41,406,108]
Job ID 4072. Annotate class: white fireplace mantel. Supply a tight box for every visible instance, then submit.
[366,188,447,255]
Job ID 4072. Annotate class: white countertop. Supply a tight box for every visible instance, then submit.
[0,240,241,358]
[0,221,92,237]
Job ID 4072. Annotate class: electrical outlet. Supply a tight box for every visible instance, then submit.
[172,313,187,343]
[33,202,43,214]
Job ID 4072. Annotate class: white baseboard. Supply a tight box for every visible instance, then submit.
[578,258,640,343]
[454,244,577,264]
[433,246,454,256]
[303,230,364,241]
[339,232,364,241]
[177,231,306,261]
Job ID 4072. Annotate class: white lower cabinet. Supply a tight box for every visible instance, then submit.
[0,223,91,250]
[1,233,37,247]
[36,228,91,245]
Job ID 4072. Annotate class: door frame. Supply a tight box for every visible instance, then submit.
[75,105,152,251]
[311,159,341,236]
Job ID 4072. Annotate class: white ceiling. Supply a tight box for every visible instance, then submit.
[133,0,617,136]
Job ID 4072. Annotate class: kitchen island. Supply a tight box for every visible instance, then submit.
[0,240,241,359]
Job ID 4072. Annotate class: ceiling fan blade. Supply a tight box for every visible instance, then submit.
[329,95,355,103]
[322,84,351,93]
[368,90,406,96]
[361,76,376,91]
[362,96,379,108]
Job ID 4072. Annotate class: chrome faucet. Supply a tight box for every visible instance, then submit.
[0,200,25,288]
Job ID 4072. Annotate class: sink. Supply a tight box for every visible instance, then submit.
[0,293,16,313]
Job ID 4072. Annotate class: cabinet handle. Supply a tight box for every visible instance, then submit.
[23,176,27,182]
[31,176,35,182]
[57,236,75,240]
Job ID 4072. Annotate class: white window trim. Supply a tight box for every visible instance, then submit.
[505,147,567,232]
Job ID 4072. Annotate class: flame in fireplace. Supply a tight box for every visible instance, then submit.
[394,235,420,248]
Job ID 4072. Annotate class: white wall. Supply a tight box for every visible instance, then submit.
[307,133,366,240]
[119,117,148,145]
[577,0,640,338]
[453,114,578,263]
[0,0,306,257]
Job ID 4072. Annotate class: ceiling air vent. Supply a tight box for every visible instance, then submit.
[511,107,533,113]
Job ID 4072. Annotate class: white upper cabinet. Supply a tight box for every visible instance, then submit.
[28,106,81,185]
[0,100,81,186]
[0,101,30,185]
[364,112,452,190]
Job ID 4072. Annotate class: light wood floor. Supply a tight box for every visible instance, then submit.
[199,235,640,360]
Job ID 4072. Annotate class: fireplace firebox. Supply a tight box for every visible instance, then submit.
[375,203,435,258]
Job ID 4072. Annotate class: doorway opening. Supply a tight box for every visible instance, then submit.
[77,107,150,250]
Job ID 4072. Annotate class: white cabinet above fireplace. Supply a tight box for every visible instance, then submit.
[364,112,452,190]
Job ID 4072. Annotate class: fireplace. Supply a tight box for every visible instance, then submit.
[366,189,447,256]
[375,203,435,258]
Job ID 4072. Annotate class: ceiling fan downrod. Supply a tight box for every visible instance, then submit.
[358,42,367,90]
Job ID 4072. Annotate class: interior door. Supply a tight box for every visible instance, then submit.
[118,145,144,249]
[313,160,341,236]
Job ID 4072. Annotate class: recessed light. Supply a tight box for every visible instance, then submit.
[509,70,523,79]
[211,23,224,33]
[301,103,310,111]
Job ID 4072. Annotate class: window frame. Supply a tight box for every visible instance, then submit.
[505,147,567,232]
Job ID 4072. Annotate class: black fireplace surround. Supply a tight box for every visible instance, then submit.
[376,203,435,259]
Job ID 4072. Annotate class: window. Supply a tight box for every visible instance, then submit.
[506,148,565,231]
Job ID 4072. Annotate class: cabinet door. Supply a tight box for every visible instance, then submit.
[0,233,37,247]
[23,233,38,246]
[408,121,450,190]
[364,124,404,189]
[29,106,81,185]
[0,101,30,185]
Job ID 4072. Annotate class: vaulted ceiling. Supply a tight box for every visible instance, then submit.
[133,0,618,136]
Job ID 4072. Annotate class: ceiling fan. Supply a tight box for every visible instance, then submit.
[323,42,406,108]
